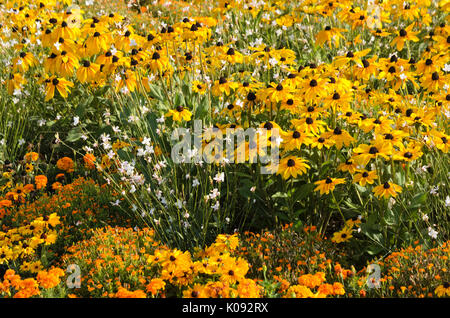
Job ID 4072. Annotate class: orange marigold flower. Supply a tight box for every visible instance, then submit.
[146,278,166,296]
[56,157,74,173]
[35,175,48,190]
[24,152,39,162]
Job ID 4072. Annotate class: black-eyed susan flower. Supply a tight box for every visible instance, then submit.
[277,156,310,179]
[76,60,100,83]
[392,142,423,162]
[331,227,353,243]
[314,177,346,195]
[281,130,313,151]
[435,283,450,297]
[352,138,392,166]
[353,170,378,186]
[315,26,346,48]
[44,76,74,101]
[192,81,207,95]
[373,182,402,199]
[391,23,420,51]
[166,106,192,122]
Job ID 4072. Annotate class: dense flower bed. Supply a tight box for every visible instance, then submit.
[0,0,449,298]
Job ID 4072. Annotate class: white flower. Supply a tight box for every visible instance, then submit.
[211,201,220,211]
[54,42,61,51]
[192,178,200,187]
[428,227,438,239]
[430,186,439,195]
[209,188,220,199]
[213,172,225,183]
[422,214,429,222]
[445,196,450,207]
[175,199,183,209]
[156,115,165,123]
[73,116,80,126]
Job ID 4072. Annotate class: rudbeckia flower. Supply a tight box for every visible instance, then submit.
[391,23,420,51]
[44,77,74,101]
[77,60,100,83]
[277,156,310,179]
[373,182,402,199]
[281,130,313,151]
[166,106,192,122]
[331,227,353,243]
[352,170,378,186]
[314,177,346,195]
[315,26,346,48]
[393,142,423,162]
[352,138,392,166]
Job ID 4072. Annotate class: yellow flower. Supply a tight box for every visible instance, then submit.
[277,156,310,180]
[435,283,450,297]
[314,177,346,195]
[373,182,402,199]
[332,227,353,243]
[166,106,192,122]
[352,170,378,187]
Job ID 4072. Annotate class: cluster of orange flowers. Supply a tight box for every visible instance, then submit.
[0,268,65,298]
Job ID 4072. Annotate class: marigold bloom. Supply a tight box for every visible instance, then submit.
[56,157,74,173]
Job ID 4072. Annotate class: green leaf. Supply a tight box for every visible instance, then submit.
[409,192,427,210]
[66,127,84,142]
[384,208,397,226]
[293,183,315,202]
[366,244,384,255]
[360,223,383,245]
